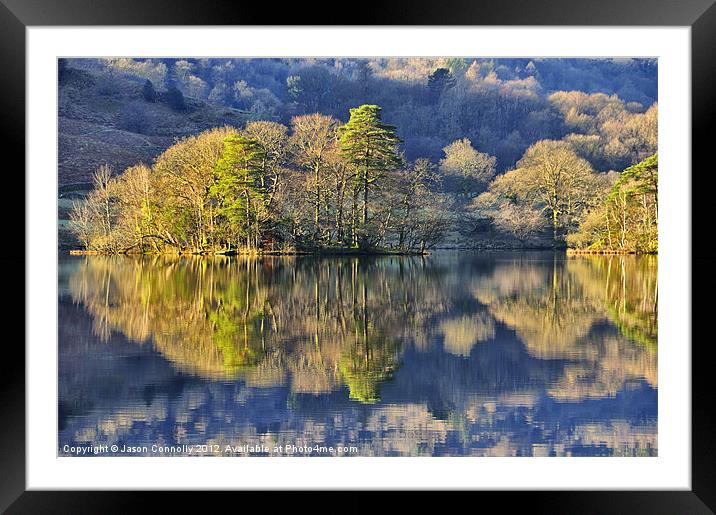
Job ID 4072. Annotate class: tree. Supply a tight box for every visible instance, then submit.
[620,152,657,222]
[70,165,119,252]
[286,75,303,103]
[428,68,456,101]
[208,82,229,104]
[243,120,288,212]
[92,165,115,244]
[354,60,372,98]
[568,153,657,252]
[472,189,547,246]
[439,138,496,199]
[445,58,469,75]
[338,105,401,248]
[112,164,159,251]
[210,135,268,249]
[153,127,236,250]
[165,85,186,111]
[325,152,354,245]
[142,79,157,102]
[290,114,340,242]
[473,140,601,247]
[516,140,598,245]
[286,66,337,113]
[492,202,547,245]
[391,158,451,251]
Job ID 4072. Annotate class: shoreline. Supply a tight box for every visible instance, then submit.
[68,248,657,257]
[566,249,657,255]
[68,248,431,257]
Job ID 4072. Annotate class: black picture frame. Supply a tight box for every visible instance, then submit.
[2,0,713,512]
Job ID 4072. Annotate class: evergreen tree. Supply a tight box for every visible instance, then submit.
[566,153,658,253]
[619,152,658,220]
[428,68,456,102]
[338,105,401,248]
[142,79,157,102]
[211,135,267,248]
[165,85,185,111]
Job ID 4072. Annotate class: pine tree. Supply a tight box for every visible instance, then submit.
[165,85,185,112]
[142,79,157,102]
[338,104,401,248]
[427,68,456,102]
[619,152,658,221]
[211,135,267,249]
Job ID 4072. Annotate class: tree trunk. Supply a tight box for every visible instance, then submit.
[336,182,345,245]
[361,168,369,249]
[552,208,558,247]
[362,170,368,226]
[314,162,321,241]
[351,187,359,247]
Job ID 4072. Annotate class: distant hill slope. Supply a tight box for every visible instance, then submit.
[58,66,248,187]
[58,66,249,248]
[60,57,658,175]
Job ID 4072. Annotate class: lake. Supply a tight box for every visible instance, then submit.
[58,251,657,457]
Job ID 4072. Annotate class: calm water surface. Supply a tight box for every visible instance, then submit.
[58,252,657,457]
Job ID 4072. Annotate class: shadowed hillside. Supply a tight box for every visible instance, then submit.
[59,65,248,187]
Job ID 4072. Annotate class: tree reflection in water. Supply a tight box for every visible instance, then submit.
[59,252,657,456]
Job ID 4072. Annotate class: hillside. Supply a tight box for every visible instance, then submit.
[58,65,249,247]
[60,58,658,176]
[58,65,248,187]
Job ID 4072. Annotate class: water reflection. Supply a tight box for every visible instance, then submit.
[59,252,657,456]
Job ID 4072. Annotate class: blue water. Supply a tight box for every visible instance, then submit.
[58,252,657,457]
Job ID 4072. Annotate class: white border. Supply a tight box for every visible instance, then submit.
[27,27,691,490]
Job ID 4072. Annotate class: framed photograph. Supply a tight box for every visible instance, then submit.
[3,0,713,511]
